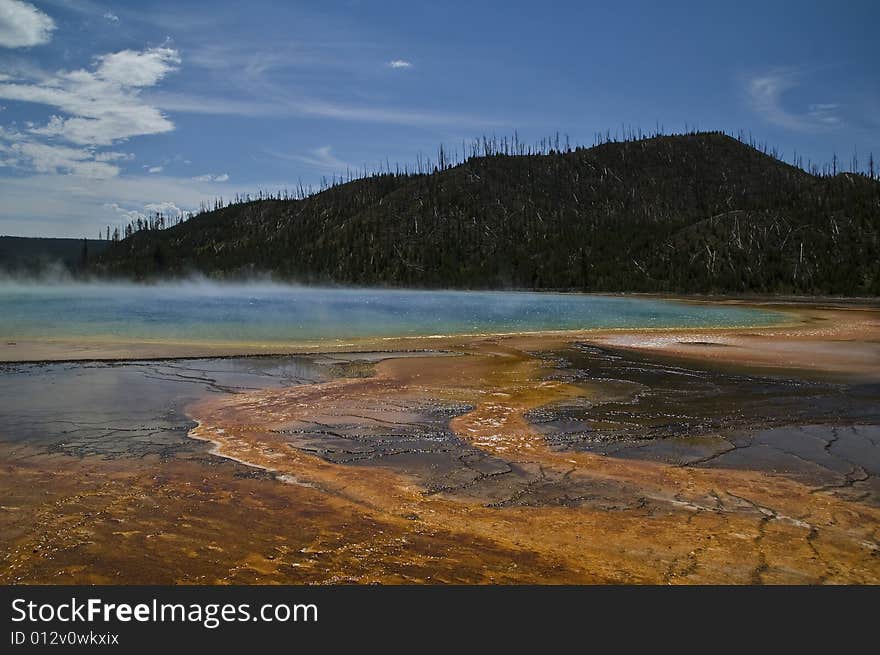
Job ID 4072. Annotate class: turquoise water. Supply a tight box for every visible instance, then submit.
[0,283,784,344]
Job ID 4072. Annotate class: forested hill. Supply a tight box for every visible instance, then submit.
[92,132,880,295]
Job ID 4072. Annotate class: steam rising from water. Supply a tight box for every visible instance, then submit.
[0,279,785,345]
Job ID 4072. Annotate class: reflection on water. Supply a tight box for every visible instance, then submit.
[0,357,328,457]
[0,282,784,344]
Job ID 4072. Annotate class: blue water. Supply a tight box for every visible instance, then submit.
[0,283,784,344]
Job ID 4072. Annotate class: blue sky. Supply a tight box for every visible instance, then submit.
[0,0,877,237]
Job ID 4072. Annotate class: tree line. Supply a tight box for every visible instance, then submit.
[91,130,880,296]
[96,126,877,244]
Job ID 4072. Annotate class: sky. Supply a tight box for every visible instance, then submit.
[0,0,877,238]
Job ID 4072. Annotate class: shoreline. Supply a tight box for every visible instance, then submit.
[0,320,794,365]
[1,299,877,382]
[0,291,804,363]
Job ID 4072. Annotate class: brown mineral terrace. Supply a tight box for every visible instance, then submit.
[1,299,878,584]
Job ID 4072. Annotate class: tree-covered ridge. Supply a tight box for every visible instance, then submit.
[92,132,880,295]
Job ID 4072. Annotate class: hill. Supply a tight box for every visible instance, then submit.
[92,132,880,295]
[0,236,111,276]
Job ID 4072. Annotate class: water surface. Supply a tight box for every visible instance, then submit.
[0,283,784,345]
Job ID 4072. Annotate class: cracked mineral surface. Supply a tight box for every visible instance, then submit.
[1,303,879,584]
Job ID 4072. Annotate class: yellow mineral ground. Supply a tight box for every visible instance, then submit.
[183,305,880,583]
[2,302,878,584]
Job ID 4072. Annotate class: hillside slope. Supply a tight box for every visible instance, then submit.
[93,132,880,294]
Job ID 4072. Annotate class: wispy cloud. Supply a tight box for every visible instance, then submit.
[747,69,842,131]
[149,91,498,128]
[0,134,121,177]
[146,92,279,117]
[0,45,181,178]
[143,41,496,129]
[184,42,332,77]
[0,46,180,145]
[267,145,352,173]
[806,103,841,125]
[94,150,133,162]
[39,0,212,31]
[193,172,229,182]
[0,0,55,48]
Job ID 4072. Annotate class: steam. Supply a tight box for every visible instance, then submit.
[0,280,785,348]
[0,270,304,292]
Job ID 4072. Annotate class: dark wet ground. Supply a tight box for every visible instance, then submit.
[527,343,880,505]
[270,394,654,511]
[0,357,326,460]
[2,346,877,508]
[0,353,447,462]
[0,353,582,509]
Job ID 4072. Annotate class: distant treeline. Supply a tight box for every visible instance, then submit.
[0,236,110,276]
[91,130,880,295]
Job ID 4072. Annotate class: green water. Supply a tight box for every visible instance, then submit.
[0,283,784,345]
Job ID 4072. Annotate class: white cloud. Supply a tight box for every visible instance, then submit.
[0,130,120,177]
[0,0,55,48]
[106,199,185,224]
[95,47,180,88]
[8,142,118,177]
[193,172,229,182]
[0,46,180,146]
[104,202,143,223]
[94,150,133,162]
[0,45,180,180]
[387,59,412,69]
[747,70,842,131]
[103,11,118,22]
[147,165,163,173]
[99,201,183,237]
[144,200,184,218]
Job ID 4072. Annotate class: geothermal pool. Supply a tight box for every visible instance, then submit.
[0,282,784,346]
